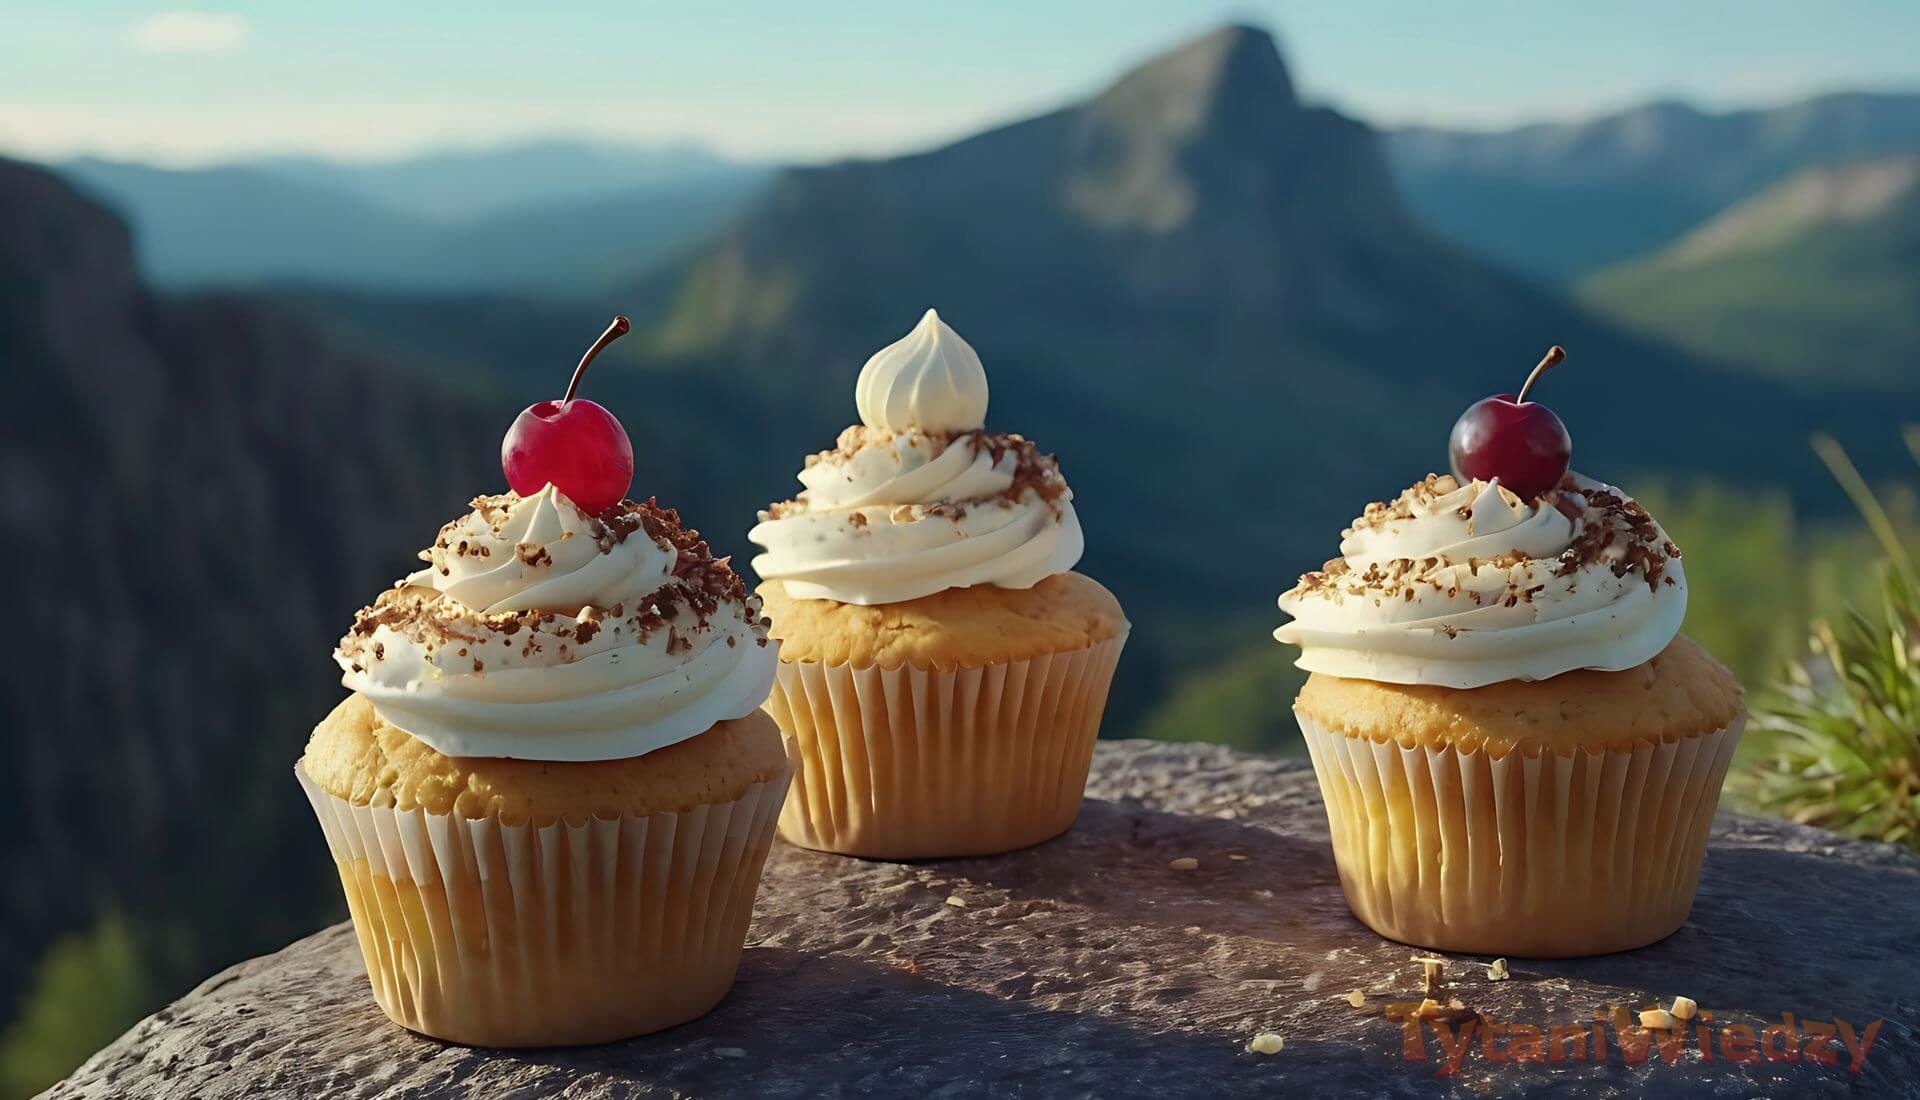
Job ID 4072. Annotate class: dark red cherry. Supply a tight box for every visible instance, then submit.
[1448,346,1572,499]
[501,317,634,514]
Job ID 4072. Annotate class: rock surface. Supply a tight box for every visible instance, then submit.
[49,742,1920,1098]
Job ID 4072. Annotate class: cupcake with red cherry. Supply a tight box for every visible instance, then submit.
[296,319,789,1046]
[1275,347,1745,957]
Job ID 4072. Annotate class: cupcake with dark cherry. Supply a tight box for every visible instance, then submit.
[1276,347,1745,957]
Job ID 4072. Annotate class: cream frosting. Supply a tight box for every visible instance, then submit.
[336,486,776,761]
[854,309,990,434]
[1274,474,1686,688]
[749,427,1083,605]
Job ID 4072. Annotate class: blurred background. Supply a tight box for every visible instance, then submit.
[5,2,1920,1091]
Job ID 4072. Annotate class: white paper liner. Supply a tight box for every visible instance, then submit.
[296,762,789,1047]
[766,632,1127,859]
[1299,711,1744,957]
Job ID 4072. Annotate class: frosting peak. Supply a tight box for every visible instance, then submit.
[1274,474,1686,688]
[855,309,989,433]
[337,488,776,761]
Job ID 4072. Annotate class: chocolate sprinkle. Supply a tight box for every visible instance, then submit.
[339,494,767,672]
[761,428,1071,525]
[1284,477,1679,613]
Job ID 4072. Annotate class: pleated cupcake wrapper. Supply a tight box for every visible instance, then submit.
[295,762,790,1047]
[1299,711,1744,958]
[767,632,1127,860]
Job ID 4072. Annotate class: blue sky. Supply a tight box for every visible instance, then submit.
[3,1,1917,165]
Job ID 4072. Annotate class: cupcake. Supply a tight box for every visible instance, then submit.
[297,318,789,1046]
[1275,349,1745,957]
[748,309,1127,859]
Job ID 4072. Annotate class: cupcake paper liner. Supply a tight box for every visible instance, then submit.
[1298,710,1744,957]
[766,633,1127,860]
[295,762,790,1047]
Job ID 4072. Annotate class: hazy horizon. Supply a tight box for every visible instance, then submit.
[6,2,1920,168]
[34,81,1920,175]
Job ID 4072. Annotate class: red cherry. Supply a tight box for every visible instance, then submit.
[1448,346,1572,499]
[501,317,634,514]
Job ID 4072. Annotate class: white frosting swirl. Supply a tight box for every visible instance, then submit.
[336,486,776,761]
[1274,474,1686,688]
[855,309,989,433]
[403,484,674,613]
[749,427,1084,605]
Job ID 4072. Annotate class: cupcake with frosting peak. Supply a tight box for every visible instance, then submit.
[1277,348,1744,958]
[752,309,1085,605]
[749,308,1126,859]
[298,317,791,1046]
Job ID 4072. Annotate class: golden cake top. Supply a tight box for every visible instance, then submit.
[756,572,1126,670]
[1295,634,1743,757]
[301,694,789,825]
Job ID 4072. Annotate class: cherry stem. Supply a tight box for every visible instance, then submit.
[1516,345,1566,405]
[563,316,631,404]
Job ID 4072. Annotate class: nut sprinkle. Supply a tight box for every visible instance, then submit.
[342,495,765,671]
[762,428,1070,526]
[1285,475,1677,611]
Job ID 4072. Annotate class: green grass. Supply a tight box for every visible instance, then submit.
[1733,431,1920,850]
[1734,564,1920,848]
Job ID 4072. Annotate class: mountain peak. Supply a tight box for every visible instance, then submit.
[1044,22,1404,239]
[1091,24,1297,135]
[657,20,1415,334]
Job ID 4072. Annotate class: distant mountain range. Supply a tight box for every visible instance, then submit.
[1389,91,1920,280]
[42,79,1920,308]
[1583,154,1920,386]
[57,143,769,293]
[242,139,749,220]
